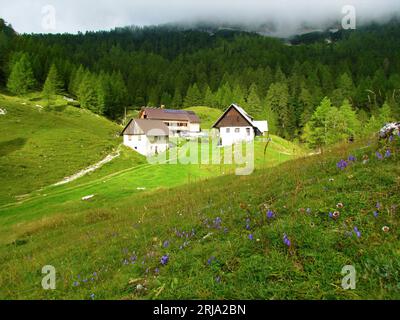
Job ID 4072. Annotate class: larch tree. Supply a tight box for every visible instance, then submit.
[7,53,36,95]
[42,64,64,105]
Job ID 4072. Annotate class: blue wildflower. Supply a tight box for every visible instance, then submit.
[376,202,381,209]
[348,155,356,162]
[73,281,80,287]
[373,211,379,218]
[283,234,291,247]
[160,255,169,266]
[245,224,251,230]
[248,234,254,240]
[353,227,361,238]
[207,257,215,265]
[376,152,383,160]
[385,149,391,158]
[267,209,275,219]
[337,159,348,170]
[163,240,169,248]
[214,217,222,229]
[90,293,95,300]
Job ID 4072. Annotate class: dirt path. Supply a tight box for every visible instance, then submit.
[53,150,121,186]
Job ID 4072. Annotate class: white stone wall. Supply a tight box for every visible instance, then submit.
[189,123,200,133]
[219,126,254,146]
[124,134,168,156]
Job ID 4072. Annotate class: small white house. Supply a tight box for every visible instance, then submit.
[212,104,268,147]
[121,119,169,156]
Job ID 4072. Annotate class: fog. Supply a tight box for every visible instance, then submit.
[1,0,400,36]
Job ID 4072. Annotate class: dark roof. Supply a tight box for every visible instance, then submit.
[121,119,169,136]
[141,108,201,123]
[212,104,255,129]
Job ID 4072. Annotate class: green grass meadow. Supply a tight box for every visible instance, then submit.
[0,93,399,300]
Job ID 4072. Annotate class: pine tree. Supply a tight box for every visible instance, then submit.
[338,99,361,138]
[7,53,36,95]
[265,82,290,137]
[231,84,246,107]
[332,72,355,106]
[160,92,172,106]
[42,64,63,105]
[171,88,183,108]
[184,83,202,107]
[246,83,262,117]
[213,82,233,108]
[299,87,314,127]
[203,85,215,107]
[69,65,85,97]
[108,71,128,119]
[302,97,333,149]
[77,71,97,112]
[379,102,393,125]
[263,103,279,135]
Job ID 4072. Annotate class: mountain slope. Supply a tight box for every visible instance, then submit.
[0,135,398,299]
[0,93,122,204]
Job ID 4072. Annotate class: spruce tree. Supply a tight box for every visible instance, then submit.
[171,88,183,108]
[246,83,262,117]
[266,82,290,137]
[184,83,202,107]
[203,85,215,107]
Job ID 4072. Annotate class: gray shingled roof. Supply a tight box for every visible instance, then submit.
[122,119,169,136]
[142,108,201,123]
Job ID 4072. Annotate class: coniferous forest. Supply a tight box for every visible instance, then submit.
[1,17,400,144]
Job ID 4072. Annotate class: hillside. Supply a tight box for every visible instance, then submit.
[184,106,223,129]
[0,134,398,299]
[0,95,303,239]
[0,93,122,204]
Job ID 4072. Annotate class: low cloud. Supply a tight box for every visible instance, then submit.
[1,0,400,35]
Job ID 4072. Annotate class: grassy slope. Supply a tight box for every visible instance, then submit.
[0,93,122,204]
[0,136,399,299]
[184,106,223,129]
[0,137,303,236]
[0,95,302,240]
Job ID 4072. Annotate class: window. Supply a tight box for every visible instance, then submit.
[226,128,230,133]
[138,135,141,141]
[246,128,251,136]
[235,128,240,133]
[128,135,132,141]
